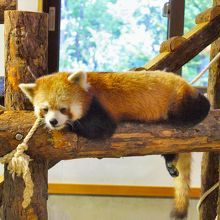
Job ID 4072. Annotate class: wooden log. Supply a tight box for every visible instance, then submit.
[143,13,220,72]
[196,6,220,24]
[200,153,219,220]
[0,0,16,23]
[4,10,48,110]
[200,2,220,219]
[159,36,186,53]
[3,11,48,219]
[0,160,58,208]
[0,110,220,160]
[3,159,48,219]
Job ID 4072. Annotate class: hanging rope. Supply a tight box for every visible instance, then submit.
[190,51,220,85]
[0,105,5,110]
[0,117,43,208]
[193,51,220,218]
[196,182,219,212]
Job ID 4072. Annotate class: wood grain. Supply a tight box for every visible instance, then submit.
[196,6,220,24]
[159,36,186,53]
[140,7,220,72]
[3,11,48,220]
[0,0,16,23]
[200,2,220,220]
[4,10,48,110]
[0,110,220,160]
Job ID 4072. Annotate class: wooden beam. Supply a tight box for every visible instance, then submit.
[0,0,16,24]
[43,0,61,73]
[159,36,186,53]
[196,6,220,24]
[142,7,220,72]
[0,110,220,160]
[167,0,184,38]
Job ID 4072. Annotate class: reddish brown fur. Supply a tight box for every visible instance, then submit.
[31,71,199,124]
[87,71,198,122]
[20,70,205,219]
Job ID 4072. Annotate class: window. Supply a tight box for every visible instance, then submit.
[182,0,212,86]
[59,0,168,72]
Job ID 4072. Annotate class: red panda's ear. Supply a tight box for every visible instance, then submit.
[19,83,36,102]
[68,71,90,91]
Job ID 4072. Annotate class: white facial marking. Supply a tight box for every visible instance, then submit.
[34,105,41,117]
[34,102,49,117]
[82,73,91,91]
[45,110,69,130]
[19,83,36,101]
[70,102,83,120]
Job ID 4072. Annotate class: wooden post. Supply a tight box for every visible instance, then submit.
[200,1,220,220]
[0,0,16,23]
[3,11,48,219]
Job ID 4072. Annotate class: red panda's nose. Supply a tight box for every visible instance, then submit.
[49,119,58,127]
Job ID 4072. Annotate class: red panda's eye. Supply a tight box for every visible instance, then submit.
[60,107,67,114]
[42,107,48,113]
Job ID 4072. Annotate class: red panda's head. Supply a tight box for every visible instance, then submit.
[19,71,91,130]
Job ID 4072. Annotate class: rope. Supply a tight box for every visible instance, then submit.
[190,51,220,85]
[0,105,5,111]
[193,52,220,218]
[196,182,219,212]
[0,117,43,208]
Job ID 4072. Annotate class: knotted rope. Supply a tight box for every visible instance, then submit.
[0,117,43,208]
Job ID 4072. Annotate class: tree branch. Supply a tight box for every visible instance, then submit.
[0,110,220,160]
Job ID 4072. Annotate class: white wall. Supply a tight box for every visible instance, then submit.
[0,0,202,188]
[49,153,202,187]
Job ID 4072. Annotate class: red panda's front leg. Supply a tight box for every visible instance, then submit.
[67,97,117,139]
[162,154,179,177]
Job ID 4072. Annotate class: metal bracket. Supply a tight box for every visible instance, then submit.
[163,2,171,17]
[48,6,56,31]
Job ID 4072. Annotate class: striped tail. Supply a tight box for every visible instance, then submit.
[170,153,191,219]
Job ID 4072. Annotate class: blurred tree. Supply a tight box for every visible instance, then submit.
[183,0,212,85]
[59,0,212,86]
[59,0,167,71]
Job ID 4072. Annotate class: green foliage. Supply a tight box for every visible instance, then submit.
[59,0,167,71]
[59,0,212,86]
[182,0,212,86]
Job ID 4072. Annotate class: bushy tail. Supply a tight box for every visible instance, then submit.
[168,87,210,126]
[170,153,191,219]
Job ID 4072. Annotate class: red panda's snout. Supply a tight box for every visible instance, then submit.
[44,109,69,130]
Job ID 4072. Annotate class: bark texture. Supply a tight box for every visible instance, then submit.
[0,110,220,160]
[2,159,48,220]
[200,2,220,220]
[133,6,220,72]
[3,11,48,220]
[4,10,48,110]
[0,0,16,23]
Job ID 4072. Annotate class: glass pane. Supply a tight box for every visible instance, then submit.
[182,1,212,86]
[59,0,167,72]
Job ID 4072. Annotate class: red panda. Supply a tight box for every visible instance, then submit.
[19,70,210,219]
